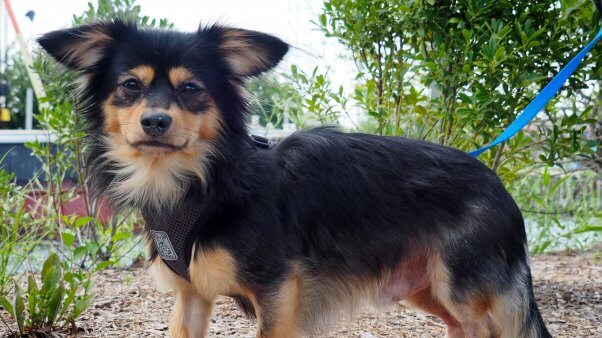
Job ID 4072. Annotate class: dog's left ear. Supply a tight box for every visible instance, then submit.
[211,27,289,78]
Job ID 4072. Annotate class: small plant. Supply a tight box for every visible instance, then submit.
[0,253,94,335]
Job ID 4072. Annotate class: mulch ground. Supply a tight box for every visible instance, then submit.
[1,246,600,337]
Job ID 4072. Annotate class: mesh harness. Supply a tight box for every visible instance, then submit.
[143,135,275,279]
[144,200,203,280]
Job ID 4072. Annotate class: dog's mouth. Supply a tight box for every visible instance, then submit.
[130,140,188,152]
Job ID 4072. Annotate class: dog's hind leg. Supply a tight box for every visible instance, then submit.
[428,246,551,338]
[436,295,496,338]
[488,267,551,338]
[428,255,497,338]
[405,287,464,338]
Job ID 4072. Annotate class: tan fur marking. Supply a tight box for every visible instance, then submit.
[102,96,148,139]
[489,269,533,338]
[168,67,194,88]
[198,107,222,140]
[292,267,386,335]
[428,255,495,337]
[189,247,239,299]
[150,258,214,338]
[220,29,272,76]
[102,94,122,134]
[62,28,112,68]
[129,65,155,86]
[405,287,464,338]
[261,267,302,338]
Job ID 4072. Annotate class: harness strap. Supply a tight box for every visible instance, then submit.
[251,134,275,149]
[144,200,203,279]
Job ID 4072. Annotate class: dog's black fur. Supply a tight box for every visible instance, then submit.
[38,20,551,337]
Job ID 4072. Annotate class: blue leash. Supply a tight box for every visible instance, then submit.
[469,27,602,157]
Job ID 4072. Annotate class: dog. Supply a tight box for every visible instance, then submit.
[38,20,551,338]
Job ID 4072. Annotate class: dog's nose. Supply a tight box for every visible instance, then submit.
[140,112,172,137]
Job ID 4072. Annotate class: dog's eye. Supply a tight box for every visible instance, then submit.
[181,83,202,94]
[122,79,141,91]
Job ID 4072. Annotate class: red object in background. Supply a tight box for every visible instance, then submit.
[23,180,113,223]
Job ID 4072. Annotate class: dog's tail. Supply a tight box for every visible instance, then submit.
[489,264,552,338]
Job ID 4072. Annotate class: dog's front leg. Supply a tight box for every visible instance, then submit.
[150,258,214,337]
[169,289,214,338]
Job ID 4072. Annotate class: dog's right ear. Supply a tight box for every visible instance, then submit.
[37,20,128,70]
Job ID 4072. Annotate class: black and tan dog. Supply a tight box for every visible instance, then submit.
[38,20,551,338]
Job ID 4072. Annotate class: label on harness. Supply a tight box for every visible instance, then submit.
[150,230,178,260]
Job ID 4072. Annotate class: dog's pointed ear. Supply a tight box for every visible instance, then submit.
[37,20,128,70]
[209,27,289,78]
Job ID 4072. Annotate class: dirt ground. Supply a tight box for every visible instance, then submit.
[1,246,600,337]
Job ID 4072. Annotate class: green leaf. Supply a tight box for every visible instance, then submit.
[409,104,425,115]
[46,285,65,326]
[111,232,133,242]
[62,232,76,247]
[319,13,327,27]
[27,276,38,326]
[71,293,95,320]
[0,296,14,318]
[14,286,25,334]
[95,260,115,272]
[73,246,88,260]
[41,253,61,279]
[42,266,61,302]
[538,239,553,253]
[548,176,569,196]
[57,280,78,323]
[573,226,602,234]
[543,167,550,186]
[74,216,95,229]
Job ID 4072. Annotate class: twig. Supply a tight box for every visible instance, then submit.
[113,236,144,266]
[491,142,506,172]
[520,208,578,215]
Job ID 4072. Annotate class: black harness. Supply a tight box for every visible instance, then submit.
[144,135,275,279]
[144,199,203,279]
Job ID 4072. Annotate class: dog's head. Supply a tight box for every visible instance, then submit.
[38,20,288,209]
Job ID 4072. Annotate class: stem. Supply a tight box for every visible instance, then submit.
[113,236,144,265]
[520,208,577,215]
[492,142,506,172]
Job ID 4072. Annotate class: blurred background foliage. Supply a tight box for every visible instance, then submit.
[0,0,600,334]
[0,49,40,129]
